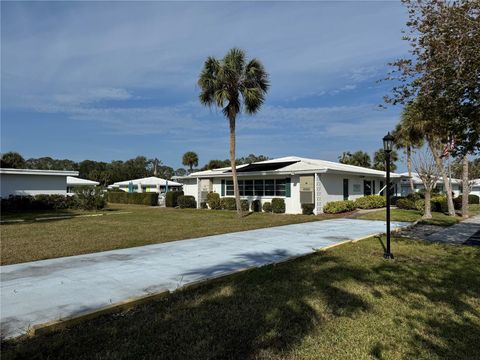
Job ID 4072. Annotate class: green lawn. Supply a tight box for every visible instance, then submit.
[2,236,479,359]
[357,205,480,226]
[0,204,341,265]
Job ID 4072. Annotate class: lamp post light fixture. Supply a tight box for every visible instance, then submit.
[383,132,395,260]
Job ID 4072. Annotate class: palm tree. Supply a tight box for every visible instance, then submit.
[392,107,424,191]
[198,48,269,215]
[182,151,199,173]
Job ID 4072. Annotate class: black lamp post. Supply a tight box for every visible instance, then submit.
[383,132,394,259]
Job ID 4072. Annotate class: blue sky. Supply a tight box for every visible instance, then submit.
[1,1,409,170]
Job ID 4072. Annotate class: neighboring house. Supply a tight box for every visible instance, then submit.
[470,179,480,198]
[66,176,100,193]
[0,168,79,197]
[178,156,404,214]
[398,172,462,197]
[108,176,182,193]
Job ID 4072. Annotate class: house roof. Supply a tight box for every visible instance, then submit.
[179,156,404,179]
[398,172,462,185]
[0,168,79,177]
[111,176,182,187]
[66,176,100,186]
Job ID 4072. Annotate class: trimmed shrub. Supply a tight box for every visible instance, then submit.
[177,195,196,208]
[390,196,403,206]
[107,192,159,206]
[453,194,480,209]
[200,201,208,209]
[240,199,249,212]
[272,198,286,214]
[165,191,184,207]
[396,198,416,210]
[301,203,315,215]
[406,192,424,201]
[206,192,221,210]
[221,197,237,210]
[323,200,356,214]
[354,195,386,209]
[74,187,107,210]
[415,199,425,212]
[431,195,447,212]
[262,202,272,213]
[251,200,261,212]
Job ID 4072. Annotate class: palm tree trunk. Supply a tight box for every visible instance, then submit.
[407,146,414,192]
[462,155,469,218]
[429,141,455,216]
[229,116,242,216]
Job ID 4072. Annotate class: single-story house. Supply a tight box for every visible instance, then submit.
[178,156,404,214]
[398,172,462,197]
[0,168,79,198]
[66,176,100,193]
[108,176,182,193]
[469,179,480,198]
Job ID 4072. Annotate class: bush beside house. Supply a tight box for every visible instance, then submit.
[354,195,386,209]
[301,203,315,215]
[271,198,286,213]
[323,200,356,214]
[165,191,184,207]
[206,192,221,210]
[251,200,261,212]
[262,202,272,213]
[108,192,158,206]
[177,195,197,208]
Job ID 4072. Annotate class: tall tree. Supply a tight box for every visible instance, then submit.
[198,48,269,215]
[182,151,199,172]
[413,149,440,219]
[0,152,26,168]
[236,154,270,165]
[385,0,480,156]
[373,148,398,172]
[338,150,372,168]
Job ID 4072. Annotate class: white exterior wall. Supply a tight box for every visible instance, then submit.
[0,174,68,197]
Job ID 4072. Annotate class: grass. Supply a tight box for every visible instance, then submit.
[356,207,480,227]
[2,236,479,359]
[0,204,342,265]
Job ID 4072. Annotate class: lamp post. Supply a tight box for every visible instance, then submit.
[383,132,394,260]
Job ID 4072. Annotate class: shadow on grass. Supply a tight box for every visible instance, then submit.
[2,238,480,359]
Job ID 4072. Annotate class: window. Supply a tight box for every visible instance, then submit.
[226,180,234,196]
[254,180,264,196]
[244,180,254,196]
[265,180,275,196]
[275,179,286,196]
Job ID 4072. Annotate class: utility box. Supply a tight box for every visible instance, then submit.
[299,175,314,204]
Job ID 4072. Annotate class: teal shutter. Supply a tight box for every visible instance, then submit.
[221,180,225,196]
[285,178,291,197]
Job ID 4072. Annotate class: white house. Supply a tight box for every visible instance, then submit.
[178,156,404,214]
[470,179,480,198]
[0,168,79,198]
[108,176,182,193]
[398,172,462,197]
[66,176,100,193]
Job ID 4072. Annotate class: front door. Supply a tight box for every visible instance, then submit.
[343,179,349,200]
[364,180,372,196]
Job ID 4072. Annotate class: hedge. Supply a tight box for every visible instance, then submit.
[453,194,480,209]
[177,195,196,208]
[251,200,261,212]
[323,200,356,214]
[301,203,315,215]
[2,192,107,212]
[396,198,417,210]
[221,197,236,210]
[207,192,221,210]
[354,195,386,209]
[165,191,184,207]
[272,198,286,213]
[107,192,158,206]
[240,199,250,212]
[262,202,272,213]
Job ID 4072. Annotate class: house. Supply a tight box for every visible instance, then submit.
[178,156,404,214]
[398,172,462,197]
[66,176,100,193]
[0,168,79,197]
[470,179,480,198]
[108,176,182,193]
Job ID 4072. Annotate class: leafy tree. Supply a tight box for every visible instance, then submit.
[157,165,175,180]
[0,152,26,168]
[236,154,270,165]
[385,0,480,156]
[182,152,199,172]
[201,159,230,171]
[372,148,399,172]
[338,150,371,168]
[174,168,187,177]
[198,48,269,215]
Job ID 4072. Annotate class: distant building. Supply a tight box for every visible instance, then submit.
[108,176,182,193]
[398,172,462,197]
[0,168,79,197]
[66,176,100,193]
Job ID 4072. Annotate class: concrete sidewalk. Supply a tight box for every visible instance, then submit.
[1,218,408,339]
[426,214,480,244]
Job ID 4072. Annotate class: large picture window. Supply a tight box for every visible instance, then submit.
[225,179,288,197]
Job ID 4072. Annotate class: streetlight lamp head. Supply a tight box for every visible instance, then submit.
[383,132,394,153]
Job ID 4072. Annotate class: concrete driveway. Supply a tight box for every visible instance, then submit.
[1,218,408,339]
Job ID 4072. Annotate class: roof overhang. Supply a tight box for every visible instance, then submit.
[0,168,79,177]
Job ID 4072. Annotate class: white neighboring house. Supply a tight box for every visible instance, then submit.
[0,168,79,198]
[66,176,100,193]
[178,156,404,214]
[398,172,462,197]
[470,179,480,198]
[108,176,182,193]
